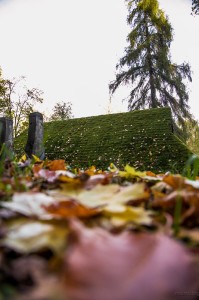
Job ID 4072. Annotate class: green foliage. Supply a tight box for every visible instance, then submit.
[15,107,192,173]
[109,0,192,129]
[183,154,199,180]
[0,68,6,98]
[0,73,43,137]
[49,101,73,121]
[184,119,199,155]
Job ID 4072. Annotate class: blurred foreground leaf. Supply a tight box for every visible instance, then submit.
[62,220,198,300]
[2,219,68,254]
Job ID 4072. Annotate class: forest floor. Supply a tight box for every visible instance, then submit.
[0,155,199,300]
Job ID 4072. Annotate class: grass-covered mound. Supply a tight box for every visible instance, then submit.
[15,107,191,173]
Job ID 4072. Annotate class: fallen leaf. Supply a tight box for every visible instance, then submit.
[14,276,67,300]
[1,192,55,219]
[77,184,119,208]
[47,160,66,171]
[2,219,68,254]
[37,169,58,182]
[153,190,199,212]
[32,163,43,175]
[84,174,111,189]
[43,199,100,218]
[58,175,82,185]
[62,220,198,300]
[19,154,27,163]
[179,228,199,245]
[163,175,185,189]
[146,171,157,177]
[77,183,149,208]
[152,188,199,226]
[84,165,101,176]
[151,181,173,194]
[185,179,199,189]
[119,164,146,178]
[32,154,42,163]
[103,204,152,226]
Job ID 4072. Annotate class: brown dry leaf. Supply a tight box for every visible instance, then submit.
[9,256,47,290]
[43,199,100,218]
[47,160,66,171]
[152,188,199,226]
[84,165,102,176]
[163,175,185,189]
[151,189,167,200]
[151,181,173,194]
[32,163,43,175]
[62,220,198,300]
[153,190,199,211]
[15,275,67,300]
[146,171,157,177]
[179,228,199,245]
[84,174,112,189]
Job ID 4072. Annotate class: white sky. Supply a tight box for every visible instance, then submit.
[0,0,198,120]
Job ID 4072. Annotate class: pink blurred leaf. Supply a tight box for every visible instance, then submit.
[63,220,199,300]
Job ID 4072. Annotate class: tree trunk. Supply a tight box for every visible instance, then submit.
[145,21,156,108]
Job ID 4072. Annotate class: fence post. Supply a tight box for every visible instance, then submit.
[25,112,45,159]
[0,117,14,157]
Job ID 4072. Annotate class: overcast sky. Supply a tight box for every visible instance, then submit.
[0,0,198,120]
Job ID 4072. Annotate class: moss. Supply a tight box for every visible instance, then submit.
[14,107,192,173]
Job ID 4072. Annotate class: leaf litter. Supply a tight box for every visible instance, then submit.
[0,159,199,300]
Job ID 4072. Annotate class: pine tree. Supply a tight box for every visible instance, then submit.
[109,0,192,127]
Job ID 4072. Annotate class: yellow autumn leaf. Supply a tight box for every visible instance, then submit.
[77,184,120,208]
[32,154,43,163]
[109,163,119,172]
[110,183,149,204]
[76,183,149,208]
[19,154,27,162]
[119,165,146,178]
[84,166,103,175]
[103,204,152,226]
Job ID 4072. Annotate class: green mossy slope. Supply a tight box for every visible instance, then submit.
[15,108,191,173]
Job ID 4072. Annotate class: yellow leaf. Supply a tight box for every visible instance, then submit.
[76,183,149,208]
[103,204,152,226]
[32,154,42,163]
[77,184,120,208]
[119,165,146,178]
[110,183,149,204]
[19,154,27,162]
[109,163,118,172]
